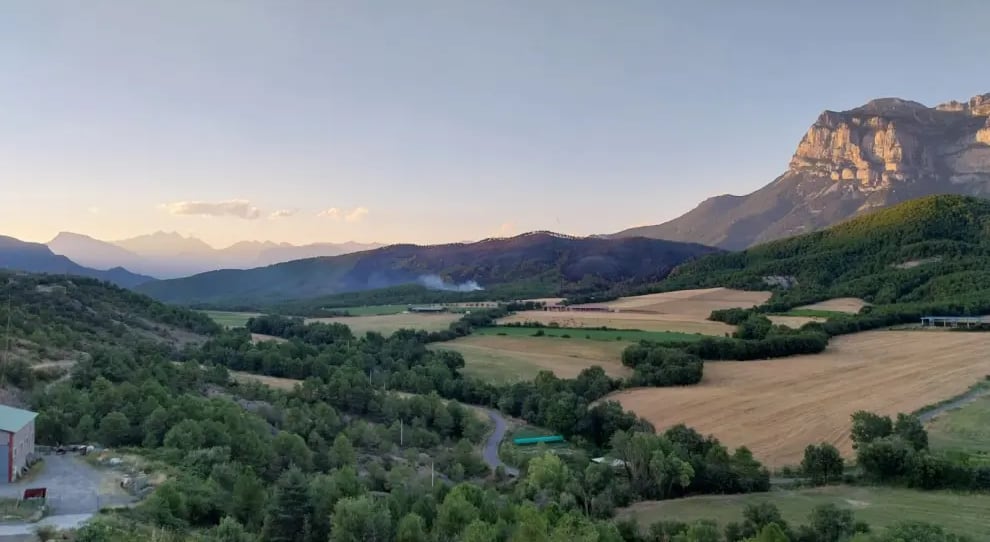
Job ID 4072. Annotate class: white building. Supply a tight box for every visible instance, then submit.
[0,405,37,483]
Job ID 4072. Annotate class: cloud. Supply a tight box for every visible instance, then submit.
[318,208,341,220]
[318,206,369,223]
[163,199,262,219]
[345,207,369,223]
[268,209,297,219]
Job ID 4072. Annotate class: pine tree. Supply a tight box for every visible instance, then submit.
[261,467,310,542]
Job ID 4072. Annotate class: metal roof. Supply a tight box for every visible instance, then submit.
[0,404,37,434]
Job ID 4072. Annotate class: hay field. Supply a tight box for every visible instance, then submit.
[230,371,302,391]
[501,288,770,336]
[307,313,460,335]
[610,330,990,467]
[618,485,990,539]
[794,298,867,314]
[202,310,261,328]
[767,315,825,328]
[431,335,631,383]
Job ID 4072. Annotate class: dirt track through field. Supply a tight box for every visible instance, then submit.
[502,288,770,336]
[610,330,990,466]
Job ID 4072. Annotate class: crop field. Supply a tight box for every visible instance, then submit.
[473,326,703,343]
[338,304,408,316]
[201,310,261,328]
[430,335,631,382]
[501,288,771,336]
[610,330,990,467]
[793,298,867,314]
[618,485,990,539]
[307,312,460,335]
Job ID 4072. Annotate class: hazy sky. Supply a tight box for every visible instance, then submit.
[2,0,988,247]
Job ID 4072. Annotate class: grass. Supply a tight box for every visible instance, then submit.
[772,309,847,319]
[200,310,261,328]
[0,497,44,522]
[927,384,990,466]
[337,304,409,316]
[474,325,703,343]
[618,485,990,539]
[498,424,574,467]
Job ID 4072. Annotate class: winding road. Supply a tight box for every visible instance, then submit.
[481,408,520,477]
[917,386,990,424]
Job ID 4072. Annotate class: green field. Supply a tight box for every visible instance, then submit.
[201,310,261,328]
[772,309,846,319]
[338,304,409,316]
[927,390,990,465]
[474,326,702,343]
[618,485,990,539]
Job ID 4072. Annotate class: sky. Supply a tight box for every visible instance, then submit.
[2,0,988,248]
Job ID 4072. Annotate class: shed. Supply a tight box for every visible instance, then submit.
[0,404,37,483]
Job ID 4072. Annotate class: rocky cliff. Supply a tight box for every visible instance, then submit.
[614,93,990,249]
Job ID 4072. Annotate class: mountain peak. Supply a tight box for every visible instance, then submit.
[611,91,990,250]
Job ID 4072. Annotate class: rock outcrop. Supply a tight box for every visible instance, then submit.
[613,93,990,249]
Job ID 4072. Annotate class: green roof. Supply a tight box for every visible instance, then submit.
[0,404,37,433]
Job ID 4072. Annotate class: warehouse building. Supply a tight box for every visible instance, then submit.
[0,405,37,483]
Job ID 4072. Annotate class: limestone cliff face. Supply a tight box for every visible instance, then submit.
[613,93,990,250]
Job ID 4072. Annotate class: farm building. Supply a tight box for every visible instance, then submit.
[920,315,990,328]
[0,405,36,483]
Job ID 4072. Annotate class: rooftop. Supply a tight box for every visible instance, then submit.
[0,404,37,433]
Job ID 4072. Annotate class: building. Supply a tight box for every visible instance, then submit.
[0,405,37,483]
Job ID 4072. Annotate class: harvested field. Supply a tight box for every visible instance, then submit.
[230,371,302,391]
[431,335,631,383]
[307,313,460,335]
[794,298,867,314]
[767,315,824,328]
[503,288,770,336]
[610,330,990,467]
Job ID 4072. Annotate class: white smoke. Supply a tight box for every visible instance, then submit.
[418,274,484,292]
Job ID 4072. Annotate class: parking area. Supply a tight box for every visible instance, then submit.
[0,454,132,515]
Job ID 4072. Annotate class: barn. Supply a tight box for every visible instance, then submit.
[0,405,37,483]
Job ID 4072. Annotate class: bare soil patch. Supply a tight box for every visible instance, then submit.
[795,298,868,314]
[250,333,286,344]
[432,335,631,382]
[609,330,990,467]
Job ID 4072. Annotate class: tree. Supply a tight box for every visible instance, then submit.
[396,513,429,542]
[98,411,131,447]
[857,437,913,481]
[463,519,499,542]
[230,471,266,530]
[261,468,311,542]
[806,504,855,542]
[330,496,393,542]
[850,412,892,449]
[329,434,357,468]
[211,517,255,542]
[436,489,479,541]
[738,503,788,540]
[801,444,844,486]
[524,453,572,499]
[893,414,928,451]
[872,522,973,542]
[672,520,722,542]
[745,523,789,542]
[272,431,313,473]
[511,505,549,542]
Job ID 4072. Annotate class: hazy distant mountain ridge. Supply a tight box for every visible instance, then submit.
[136,231,719,305]
[0,235,153,287]
[48,231,383,278]
[614,93,990,249]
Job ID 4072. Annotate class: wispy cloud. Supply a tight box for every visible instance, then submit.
[268,209,297,219]
[317,207,341,220]
[345,207,369,223]
[317,206,369,223]
[162,199,262,220]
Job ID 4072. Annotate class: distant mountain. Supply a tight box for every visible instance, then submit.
[657,194,990,306]
[48,231,383,278]
[0,235,154,288]
[136,231,719,306]
[613,93,990,249]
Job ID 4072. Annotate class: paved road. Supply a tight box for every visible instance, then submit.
[0,455,107,515]
[918,386,990,424]
[482,408,519,477]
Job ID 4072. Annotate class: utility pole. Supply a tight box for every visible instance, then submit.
[431,462,434,488]
[400,419,404,447]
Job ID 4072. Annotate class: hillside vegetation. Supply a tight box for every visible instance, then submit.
[136,232,718,307]
[655,195,990,312]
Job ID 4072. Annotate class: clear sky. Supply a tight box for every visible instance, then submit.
[2,0,988,248]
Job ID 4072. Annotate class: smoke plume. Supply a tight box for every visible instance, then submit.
[418,274,483,292]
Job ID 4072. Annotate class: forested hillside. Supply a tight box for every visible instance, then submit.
[655,195,990,310]
[137,232,718,307]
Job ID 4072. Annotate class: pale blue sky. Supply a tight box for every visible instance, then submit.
[2,0,987,247]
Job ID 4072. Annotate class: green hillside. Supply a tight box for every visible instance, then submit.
[0,271,219,379]
[654,195,990,310]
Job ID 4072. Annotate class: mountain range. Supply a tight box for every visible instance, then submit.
[0,235,154,288]
[135,232,719,306]
[614,93,990,249]
[47,231,383,278]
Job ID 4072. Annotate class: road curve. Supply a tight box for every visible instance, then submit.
[481,408,520,477]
